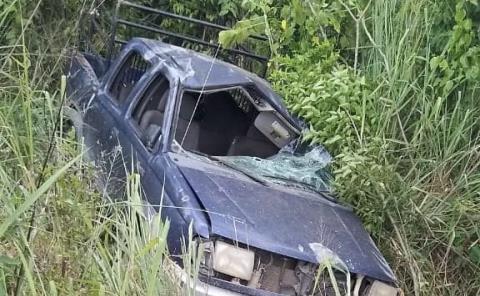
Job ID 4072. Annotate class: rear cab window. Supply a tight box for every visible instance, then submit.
[109,51,151,105]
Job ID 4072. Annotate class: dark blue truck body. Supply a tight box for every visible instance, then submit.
[66,38,398,296]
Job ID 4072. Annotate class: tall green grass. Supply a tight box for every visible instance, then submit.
[349,0,480,294]
[0,1,184,295]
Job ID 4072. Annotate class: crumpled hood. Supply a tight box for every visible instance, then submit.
[177,162,396,284]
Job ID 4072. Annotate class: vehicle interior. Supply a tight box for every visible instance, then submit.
[173,87,298,158]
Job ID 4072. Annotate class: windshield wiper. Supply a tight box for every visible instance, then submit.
[262,175,337,202]
[184,150,269,186]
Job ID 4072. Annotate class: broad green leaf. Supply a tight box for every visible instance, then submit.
[218,17,265,48]
[469,245,480,265]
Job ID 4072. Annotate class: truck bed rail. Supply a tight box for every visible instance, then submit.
[108,1,270,76]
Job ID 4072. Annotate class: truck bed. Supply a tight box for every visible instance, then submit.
[66,52,110,108]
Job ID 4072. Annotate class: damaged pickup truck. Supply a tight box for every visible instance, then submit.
[66,2,400,296]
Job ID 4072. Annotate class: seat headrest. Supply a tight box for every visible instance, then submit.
[140,110,164,130]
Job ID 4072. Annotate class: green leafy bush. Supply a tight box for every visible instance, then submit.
[271,48,369,152]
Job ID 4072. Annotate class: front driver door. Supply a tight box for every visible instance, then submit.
[120,70,172,207]
[120,71,194,254]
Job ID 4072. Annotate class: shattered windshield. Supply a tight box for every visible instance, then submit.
[215,142,333,194]
[173,85,333,195]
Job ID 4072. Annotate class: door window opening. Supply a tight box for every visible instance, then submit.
[131,73,170,149]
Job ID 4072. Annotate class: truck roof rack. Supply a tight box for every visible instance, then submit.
[107,1,270,77]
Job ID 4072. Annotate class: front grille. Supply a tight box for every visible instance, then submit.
[198,239,349,296]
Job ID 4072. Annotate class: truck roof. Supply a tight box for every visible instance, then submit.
[139,38,263,88]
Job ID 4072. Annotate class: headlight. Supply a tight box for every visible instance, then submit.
[212,241,255,281]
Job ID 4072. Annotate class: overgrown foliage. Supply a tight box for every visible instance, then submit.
[0,1,182,295]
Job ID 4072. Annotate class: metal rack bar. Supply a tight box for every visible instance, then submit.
[116,19,269,62]
[120,1,268,41]
[108,0,270,76]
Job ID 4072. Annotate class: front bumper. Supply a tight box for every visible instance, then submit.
[169,259,242,296]
[194,282,243,296]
